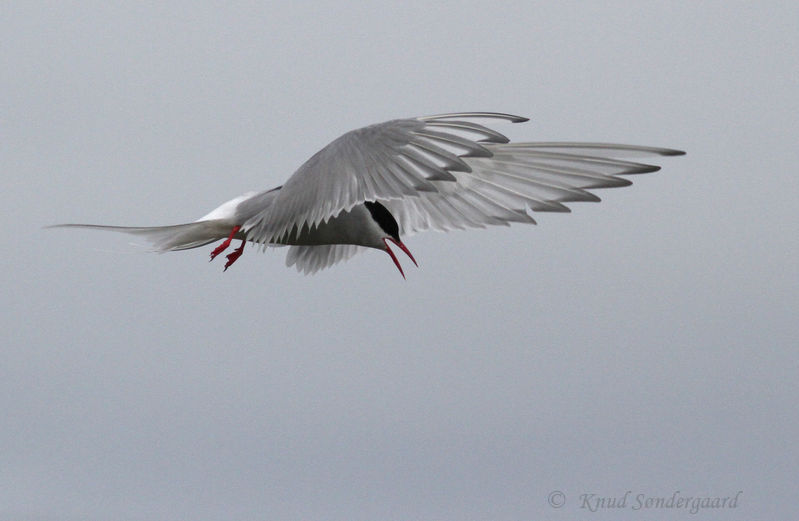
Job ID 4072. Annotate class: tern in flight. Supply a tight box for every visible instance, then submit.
[52,112,684,277]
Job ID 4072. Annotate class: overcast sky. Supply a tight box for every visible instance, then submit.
[3,2,798,520]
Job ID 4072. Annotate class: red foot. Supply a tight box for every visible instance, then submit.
[210,225,241,261]
[223,241,245,271]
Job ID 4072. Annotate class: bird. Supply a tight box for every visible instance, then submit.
[50,112,684,278]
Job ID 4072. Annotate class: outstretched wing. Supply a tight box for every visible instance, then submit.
[242,112,528,244]
[243,112,684,254]
[383,141,685,236]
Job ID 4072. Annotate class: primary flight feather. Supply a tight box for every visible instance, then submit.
[51,112,684,277]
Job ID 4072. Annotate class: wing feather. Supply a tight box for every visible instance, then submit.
[285,244,366,274]
[242,113,684,246]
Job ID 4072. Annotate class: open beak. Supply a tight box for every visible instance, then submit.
[383,237,418,279]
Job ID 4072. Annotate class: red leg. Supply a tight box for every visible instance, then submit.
[210,225,241,261]
[223,240,246,271]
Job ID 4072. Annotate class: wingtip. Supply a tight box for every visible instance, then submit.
[418,112,530,123]
[630,164,662,174]
[43,223,100,231]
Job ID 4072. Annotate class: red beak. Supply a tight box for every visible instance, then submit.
[383,237,418,279]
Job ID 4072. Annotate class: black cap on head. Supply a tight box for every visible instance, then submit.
[364,201,400,242]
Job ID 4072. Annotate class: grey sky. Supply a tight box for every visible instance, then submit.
[3,2,797,520]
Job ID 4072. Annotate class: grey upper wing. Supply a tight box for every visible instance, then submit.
[242,112,684,251]
[383,141,685,236]
[241,112,526,245]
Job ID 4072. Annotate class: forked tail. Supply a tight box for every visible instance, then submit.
[46,221,231,252]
